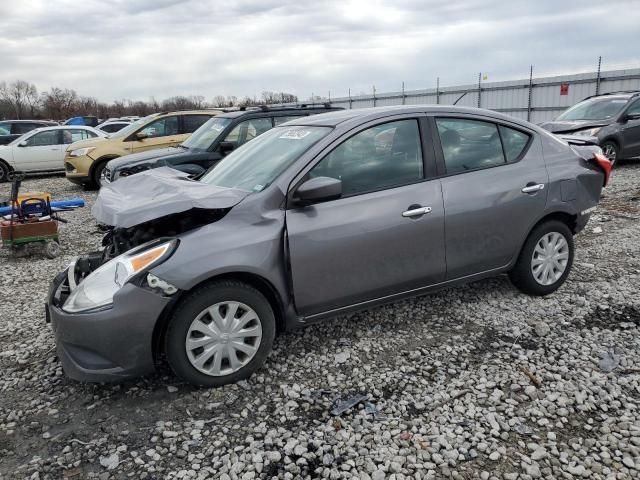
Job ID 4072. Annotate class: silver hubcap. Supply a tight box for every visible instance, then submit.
[531,232,569,286]
[603,144,616,163]
[185,301,262,377]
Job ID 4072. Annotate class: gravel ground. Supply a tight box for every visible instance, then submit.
[0,164,639,480]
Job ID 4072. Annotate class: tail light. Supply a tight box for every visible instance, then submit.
[593,152,612,186]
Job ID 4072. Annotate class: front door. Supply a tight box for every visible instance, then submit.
[12,130,62,171]
[286,118,446,317]
[621,99,640,158]
[433,116,548,279]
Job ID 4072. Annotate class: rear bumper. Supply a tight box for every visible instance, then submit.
[47,272,171,383]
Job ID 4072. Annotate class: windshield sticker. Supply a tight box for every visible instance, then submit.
[210,123,225,132]
[280,129,311,140]
[253,184,264,192]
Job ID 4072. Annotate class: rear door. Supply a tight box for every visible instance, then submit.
[432,115,547,279]
[621,99,640,157]
[286,116,446,317]
[182,114,212,135]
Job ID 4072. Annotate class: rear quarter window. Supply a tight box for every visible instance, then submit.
[499,126,531,162]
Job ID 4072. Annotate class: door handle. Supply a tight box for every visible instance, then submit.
[402,206,432,217]
[522,183,545,194]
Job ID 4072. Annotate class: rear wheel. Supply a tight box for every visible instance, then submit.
[509,220,574,296]
[601,141,619,167]
[165,281,276,387]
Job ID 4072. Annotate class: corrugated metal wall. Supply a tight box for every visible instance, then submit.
[294,68,640,124]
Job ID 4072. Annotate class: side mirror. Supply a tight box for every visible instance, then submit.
[294,177,342,205]
[625,113,640,121]
[219,141,235,155]
[136,131,149,140]
[18,141,28,147]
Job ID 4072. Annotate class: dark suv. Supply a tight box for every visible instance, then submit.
[539,91,640,165]
[102,105,341,184]
[0,120,58,145]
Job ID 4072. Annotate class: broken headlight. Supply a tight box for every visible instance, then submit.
[572,127,601,137]
[63,240,177,313]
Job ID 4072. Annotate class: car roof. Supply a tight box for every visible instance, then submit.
[0,119,57,124]
[30,125,97,132]
[216,106,341,120]
[285,105,533,128]
[582,91,640,101]
[158,109,224,116]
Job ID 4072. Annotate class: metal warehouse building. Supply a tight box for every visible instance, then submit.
[298,67,640,124]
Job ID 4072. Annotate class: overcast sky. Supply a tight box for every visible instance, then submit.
[1,0,638,102]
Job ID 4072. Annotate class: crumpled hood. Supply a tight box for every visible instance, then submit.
[107,147,186,169]
[92,167,250,228]
[538,119,609,133]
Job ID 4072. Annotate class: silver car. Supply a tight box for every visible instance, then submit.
[47,106,611,386]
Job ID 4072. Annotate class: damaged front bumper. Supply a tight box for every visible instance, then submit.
[47,266,172,383]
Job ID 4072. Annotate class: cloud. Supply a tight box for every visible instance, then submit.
[0,0,637,102]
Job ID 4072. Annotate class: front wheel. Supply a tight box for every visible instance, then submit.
[165,280,276,387]
[601,141,619,167]
[90,160,111,189]
[0,161,9,183]
[509,220,574,296]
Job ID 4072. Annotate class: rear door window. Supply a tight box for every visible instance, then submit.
[436,118,505,174]
[183,115,212,133]
[62,129,97,144]
[223,118,273,147]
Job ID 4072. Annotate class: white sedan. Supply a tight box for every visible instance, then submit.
[0,126,106,181]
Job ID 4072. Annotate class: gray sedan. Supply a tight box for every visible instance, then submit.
[47,106,611,386]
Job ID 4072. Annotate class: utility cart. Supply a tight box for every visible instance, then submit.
[0,172,62,258]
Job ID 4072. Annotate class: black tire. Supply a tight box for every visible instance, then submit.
[601,141,619,167]
[165,280,276,387]
[509,220,574,296]
[90,159,109,189]
[0,161,9,183]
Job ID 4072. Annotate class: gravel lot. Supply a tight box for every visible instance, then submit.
[1,164,639,480]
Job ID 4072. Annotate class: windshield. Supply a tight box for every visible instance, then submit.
[557,97,628,121]
[107,114,157,139]
[200,125,331,192]
[182,117,232,150]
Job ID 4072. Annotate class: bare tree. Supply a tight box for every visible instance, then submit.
[0,80,39,118]
[189,95,206,109]
[211,95,228,107]
[261,91,298,105]
[41,87,79,119]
